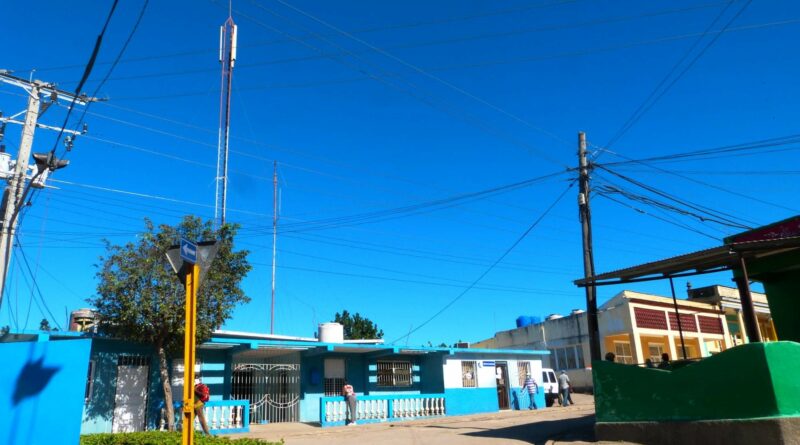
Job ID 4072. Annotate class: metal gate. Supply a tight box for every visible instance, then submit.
[231,361,300,423]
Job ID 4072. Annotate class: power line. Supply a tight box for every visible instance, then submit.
[226,3,568,165]
[67,0,150,146]
[47,0,119,156]
[594,164,754,229]
[272,0,571,151]
[603,0,753,150]
[390,181,576,344]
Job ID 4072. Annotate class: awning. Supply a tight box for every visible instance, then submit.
[575,235,800,287]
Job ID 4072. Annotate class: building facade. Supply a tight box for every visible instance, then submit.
[473,285,775,390]
[1,326,550,443]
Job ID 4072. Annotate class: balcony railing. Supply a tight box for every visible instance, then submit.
[320,394,446,427]
[160,399,250,434]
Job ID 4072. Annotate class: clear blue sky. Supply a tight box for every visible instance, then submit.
[1,0,798,346]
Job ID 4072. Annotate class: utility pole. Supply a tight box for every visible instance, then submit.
[578,131,601,363]
[0,72,91,310]
[270,160,277,334]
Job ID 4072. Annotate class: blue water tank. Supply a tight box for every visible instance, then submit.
[516,316,532,328]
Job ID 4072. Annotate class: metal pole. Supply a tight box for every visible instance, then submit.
[578,132,601,362]
[0,84,40,309]
[182,263,199,445]
[271,160,277,334]
[668,277,688,360]
[734,255,762,343]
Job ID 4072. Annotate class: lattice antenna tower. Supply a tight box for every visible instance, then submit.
[215,9,237,227]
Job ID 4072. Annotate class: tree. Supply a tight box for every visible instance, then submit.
[334,310,384,339]
[39,318,51,331]
[89,216,251,431]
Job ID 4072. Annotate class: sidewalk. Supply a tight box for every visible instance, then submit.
[226,393,637,444]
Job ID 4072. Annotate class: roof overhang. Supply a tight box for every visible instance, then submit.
[574,236,800,287]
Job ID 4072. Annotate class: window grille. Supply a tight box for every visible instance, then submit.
[377,361,412,387]
[324,378,345,396]
[84,360,95,403]
[614,342,634,364]
[118,355,150,366]
[517,361,531,386]
[461,361,477,388]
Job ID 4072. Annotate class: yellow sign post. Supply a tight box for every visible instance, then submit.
[166,238,218,445]
[181,262,199,445]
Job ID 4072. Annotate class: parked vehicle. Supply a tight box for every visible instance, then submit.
[541,368,559,407]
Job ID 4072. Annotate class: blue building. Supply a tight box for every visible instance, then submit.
[1,326,548,444]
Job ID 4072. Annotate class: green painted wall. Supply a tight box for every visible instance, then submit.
[761,272,800,342]
[594,342,800,422]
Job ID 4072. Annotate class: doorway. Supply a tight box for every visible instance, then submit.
[112,356,150,432]
[495,362,510,410]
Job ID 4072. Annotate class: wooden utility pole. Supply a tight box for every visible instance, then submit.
[578,132,601,362]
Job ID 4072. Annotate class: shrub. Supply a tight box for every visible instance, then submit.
[80,431,283,445]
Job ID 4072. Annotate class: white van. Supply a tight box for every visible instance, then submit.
[541,368,559,407]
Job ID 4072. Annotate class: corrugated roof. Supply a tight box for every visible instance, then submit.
[575,235,800,286]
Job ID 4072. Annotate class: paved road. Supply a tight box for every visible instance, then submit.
[228,393,627,445]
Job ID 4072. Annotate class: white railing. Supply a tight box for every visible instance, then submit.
[161,399,250,434]
[321,394,446,427]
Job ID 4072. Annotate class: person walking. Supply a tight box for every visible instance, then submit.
[558,371,571,407]
[520,373,538,410]
[342,381,357,425]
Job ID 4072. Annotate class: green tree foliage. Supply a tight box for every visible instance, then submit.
[39,318,51,331]
[89,216,251,431]
[334,310,384,339]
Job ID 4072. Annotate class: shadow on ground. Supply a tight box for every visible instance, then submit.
[460,414,596,445]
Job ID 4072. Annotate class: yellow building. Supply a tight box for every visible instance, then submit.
[599,290,734,364]
[686,284,777,345]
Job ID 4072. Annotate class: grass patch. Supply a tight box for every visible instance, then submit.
[80,431,282,445]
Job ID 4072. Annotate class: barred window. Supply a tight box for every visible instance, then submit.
[377,361,412,387]
[324,358,345,396]
[461,361,477,388]
[517,361,531,386]
[324,378,345,396]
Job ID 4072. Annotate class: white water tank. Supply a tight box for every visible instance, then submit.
[318,322,344,343]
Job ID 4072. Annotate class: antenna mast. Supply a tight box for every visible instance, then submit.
[271,161,278,334]
[215,10,237,227]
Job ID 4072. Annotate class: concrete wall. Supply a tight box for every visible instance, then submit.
[1,338,91,445]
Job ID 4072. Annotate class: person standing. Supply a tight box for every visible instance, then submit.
[194,383,211,435]
[342,381,357,425]
[558,371,571,407]
[658,353,671,369]
[520,374,538,410]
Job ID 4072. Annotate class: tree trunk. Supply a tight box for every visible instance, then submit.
[157,343,175,431]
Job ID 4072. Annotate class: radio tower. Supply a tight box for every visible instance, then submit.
[215,5,237,227]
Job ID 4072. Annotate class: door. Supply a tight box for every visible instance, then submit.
[495,363,510,410]
[112,356,150,432]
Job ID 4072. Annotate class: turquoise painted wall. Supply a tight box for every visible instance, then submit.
[299,353,368,423]
[81,338,163,434]
[444,388,498,416]
[510,386,545,411]
[298,352,449,422]
[198,349,231,402]
[1,338,91,445]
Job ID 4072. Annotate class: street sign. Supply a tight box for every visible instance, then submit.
[180,238,197,264]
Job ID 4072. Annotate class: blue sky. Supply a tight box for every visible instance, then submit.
[1,0,798,346]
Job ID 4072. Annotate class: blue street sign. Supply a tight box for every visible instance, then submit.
[180,238,197,264]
